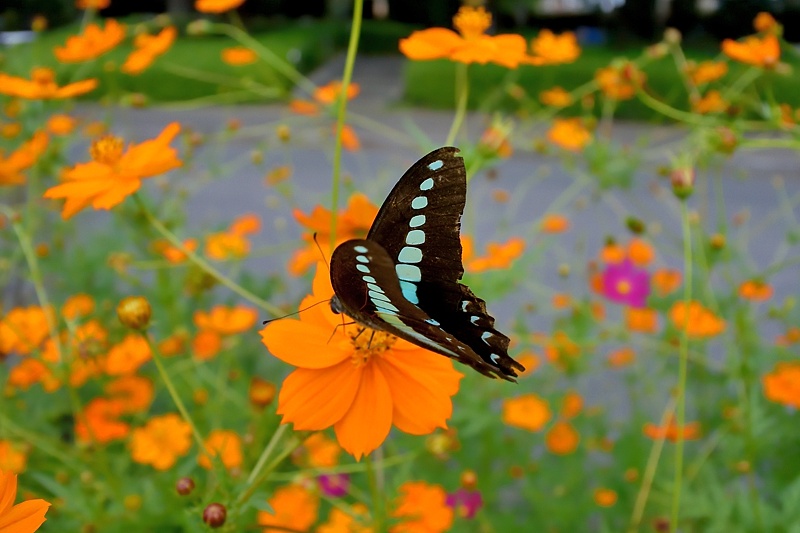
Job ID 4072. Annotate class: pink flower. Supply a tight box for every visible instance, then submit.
[446,488,483,519]
[602,259,650,308]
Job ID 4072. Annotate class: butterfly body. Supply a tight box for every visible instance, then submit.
[330,147,525,381]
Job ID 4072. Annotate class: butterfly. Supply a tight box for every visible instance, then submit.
[329,147,525,381]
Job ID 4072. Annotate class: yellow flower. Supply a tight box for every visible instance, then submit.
[0,68,97,100]
[43,122,182,218]
[547,118,592,151]
[54,19,125,63]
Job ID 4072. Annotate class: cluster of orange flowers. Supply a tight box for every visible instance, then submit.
[763,362,800,408]
[462,235,525,273]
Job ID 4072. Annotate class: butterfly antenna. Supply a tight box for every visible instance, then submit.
[262,299,331,325]
[312,232,331,271]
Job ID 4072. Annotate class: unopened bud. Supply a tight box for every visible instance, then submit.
[202,503,227,528]
[710,233,726,250]
[117,296,151,330]
[670,166,695,199]
[176,477,195,496]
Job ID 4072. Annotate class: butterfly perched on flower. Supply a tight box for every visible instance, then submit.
[329,147,525,381]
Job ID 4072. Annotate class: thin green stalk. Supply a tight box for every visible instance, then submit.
[670,200,693,533]
[366,454,386,531]
[133,194,282,317]
[445,63,469,146]
[329,0,363,250]
[235,430,305,508]
[242,423,289,494]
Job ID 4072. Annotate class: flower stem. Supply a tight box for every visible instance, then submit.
[133,194,282,317]
[366,454,386,530]
[670,200,693,533]
[446,63,469,146]
[329,0,363,249]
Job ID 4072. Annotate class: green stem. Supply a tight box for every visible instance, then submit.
[329,0,363,250]
[235,429,304,508]
[133,194,282,317]
[670,200,693,533]
[445,63,469,146]
[366,454,385,531]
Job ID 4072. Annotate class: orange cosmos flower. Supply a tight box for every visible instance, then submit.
[76,398,130,444]
[54,19,125,63]
[625,307,658,333]
[686,60,728,85]
[399,6,527,68]
[600,242,625,264]
[547,118,592,152]
[540,213,570,233]
[595,64,645,100]
[527,30,580,65]
[763,362,800,408]
[154,237,197,263]
[221,46,256,65]
[543,330,581,369]
[515,352,540,376]
[105,334,151,375]
[390,481,453,533]
[76,0,110,8]
[692,90,728,114]
[627,238,654,267]
[131,413,192,470]
[643,418,700,441]
[289,193,378,275]
[607,347,635,367]
[670,300,725,338]
[0,68,97,99]
[776,327,800,347]
[248,377,276,410]
[738,279,773,301]
[478,125,513,158]
[0,469,50,532]
[754,12,779,33]
[560,391,583,419]
[340,124,361,152]
[261,264,463,460]
[46,114,77,136]
[315,81,360,105]
[192,330,221,361]
[552,293,572,310]
[195,0,244,13]
[502,394,551,432]
[539,86,573,107]
[204,213,260,260]
[294,432,342,468]
[0,131,48,186]
[465,237,524,272]
[722,34,780,68]
[121,26,177,75]
[0,305,52,355]
[0,442,27,474]
[594,488,618,507]
[198,430,242,470]
[106,375,154,413]
[194,305,257,335]
[318,503,371,533]
[43,122,181,219]
[258,484,319,533]
[289,99,320,115]
[652,268,681,296]
[546,420,579,455]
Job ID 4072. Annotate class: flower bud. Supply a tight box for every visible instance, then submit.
[117,296,152,330]
[203,503,227,528]
[663,27,682,46]
[186,19,211,36]
[625,217,645,234]
[670,166,695,199]
[124,494,142,511]
[713,127,738,155]
[460,470,477,490]
[710,233,726,250]
[276,124,291,142]
[248,377,276,410]
[176,477,195,496]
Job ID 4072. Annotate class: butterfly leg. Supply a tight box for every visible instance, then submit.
[327,322,357,344]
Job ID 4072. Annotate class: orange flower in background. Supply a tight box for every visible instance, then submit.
[44,122,181,219]
[249,377,277,409]
[46,114,77,135]
[652,268,681,296]
[0,68,97,99]
[0,442,27,474]
[527,30,580,65]
[600,242,625,264]
[543,330,581,369]
[289,193,378,276]
[121,26,177,75]
[0,470,50,532]
[0,131,49,186]
[722,34,780,68]
[515,352,540,376]
[478,124,513,158]
[1,123,21,139]
[552,293,572,310]
[76,0,110,8]
[221,46,257,65]
[390,481,453,533]
[315,81,360,105]
[258,484,319,533]
[625,307,658,333]
[0,305,52,355]
[192,330,221,360]
[261,264,463,460]
[738,279,773,301]
[754,11,779,33]
[106,375,154,413]
[76,398,130,444]
[644,418,700,441]
[230,213,260,235]
[692,90,728,114]
[318,503,371,533]
[776,327,800,347]
[340,124,361,152]
[560,391,583,419]
[8,358,56,392]
[763,362,800,408]
[54,19,125,63]
[547,118,592,152]
[295,432,342,468]
[627,238,654,267]
[465,237,524,272]
[607,347,635,367]
[687,61,728,85]
[155,237,197,263]
[289,99,320,115]
[670,300,725,338]
[194,305,257,335]
[502,394,551,432]
[198,430,242,470]
[204,213,260,260]
[540,213,570,233]
[399,6,527,68]
[131,413,192,470]
[195,0,244,13]
[539,87,573,107]
[546,421,579,455]
[594,488,618,507]
[105,334,151,375]
[595,64,645,100]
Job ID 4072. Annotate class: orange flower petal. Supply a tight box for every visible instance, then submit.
[334,363,393,460]
[399,28,462,60]
[260,319,349,369]
[278,363,361,431]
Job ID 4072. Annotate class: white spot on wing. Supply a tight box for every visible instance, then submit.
[396,264,421,282]
[420,177,434,190]
[356,264,370,273]
[411,196,428,209]
[409,214,425,228]
[356,255,369,263]
[427,160,444,171]
[354,245,368,253]
[406,230,425,246]
[398,246,422,264]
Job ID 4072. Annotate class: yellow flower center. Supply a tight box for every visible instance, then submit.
[349,328,396,367]
[90,135,125,165]
[453,6,491,40]
[31,67,56,86]
[616,280,631,295]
